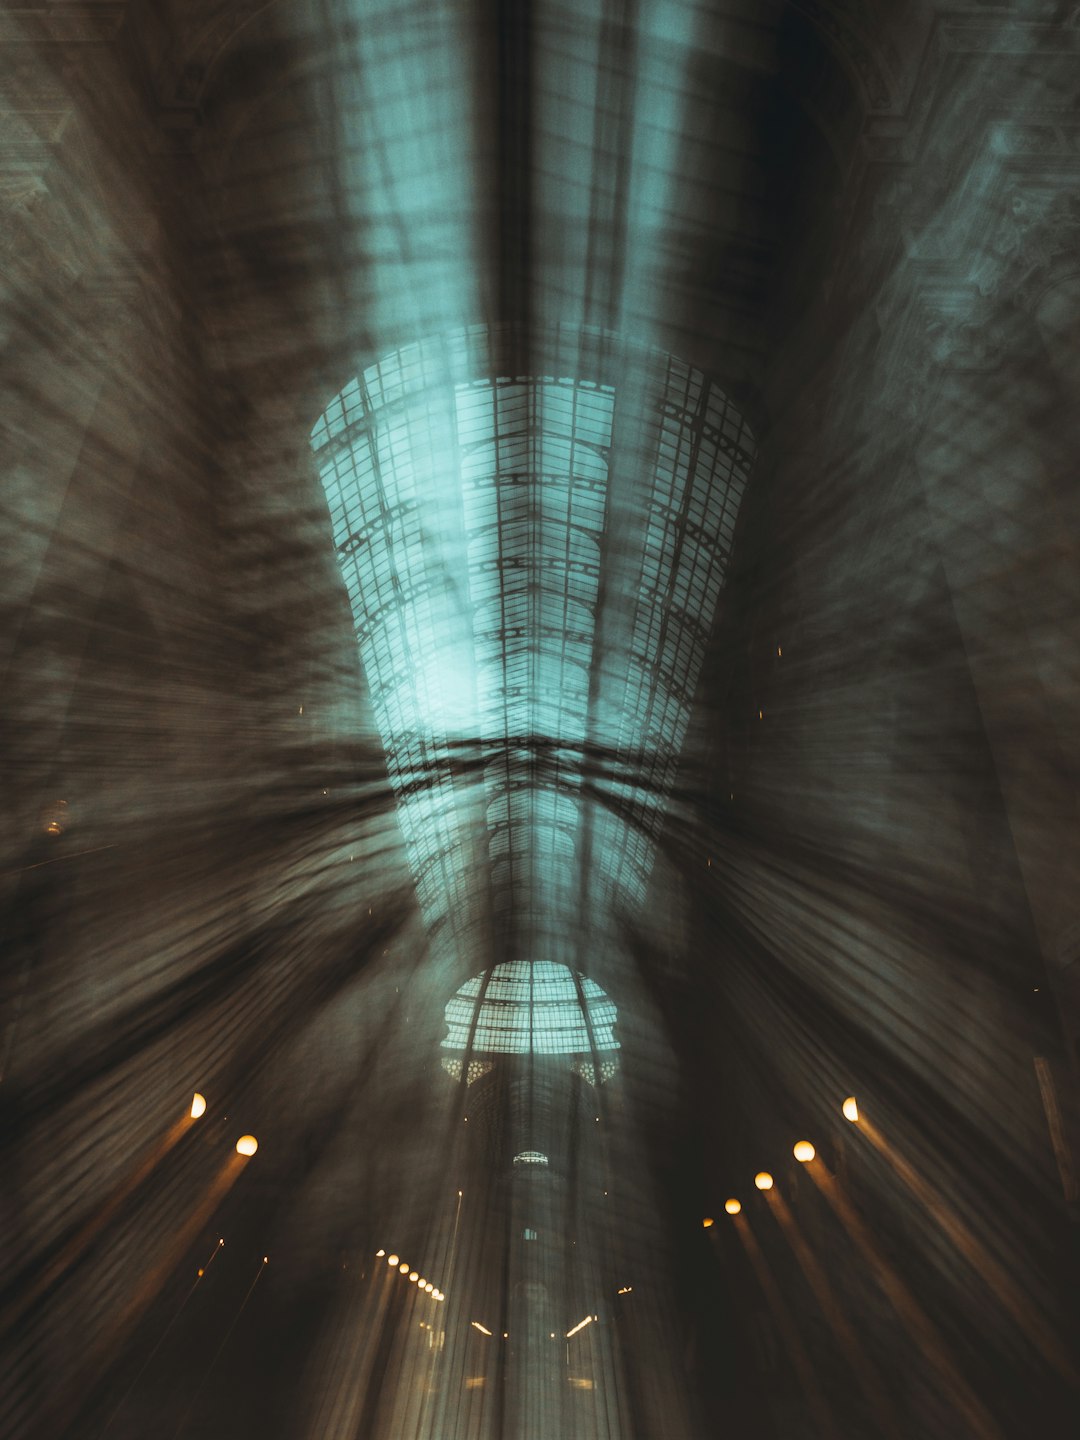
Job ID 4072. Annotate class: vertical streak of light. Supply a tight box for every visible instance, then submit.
[302,1253,396,1440]
[418,1188,464,1440]
[732,1215,840,1440]
[763,1188,901,1440]
[805,1160,1005,1440]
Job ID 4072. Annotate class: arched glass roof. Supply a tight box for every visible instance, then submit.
[442,961,618,1055]
[312,326,753,975]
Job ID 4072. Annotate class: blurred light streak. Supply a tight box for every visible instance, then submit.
[806,1158,1006,1440]
[96,1239,226,1438]
[732,1215,840,1440]
[40,1154,249,1438]
[856,1114,1077,1385]
[763,1186,901,1440]
[0,842,118,877]
[299,1243,400,1440]
[172,1254,268,1440]
[3,1105,197,1329]
[1032,1057,1078,1205]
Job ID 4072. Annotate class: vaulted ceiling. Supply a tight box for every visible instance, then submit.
[3,5,1079,1439]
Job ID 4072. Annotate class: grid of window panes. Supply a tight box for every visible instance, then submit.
[312,340,485,952]
[589,356,752,907]
[458,372,611,955]
[312,328,753,970]
[443,961,619,1055]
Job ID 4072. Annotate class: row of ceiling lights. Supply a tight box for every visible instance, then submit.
[471,1314,598,1341]
[704,1096,859,1223]
[376,1249,445,1301]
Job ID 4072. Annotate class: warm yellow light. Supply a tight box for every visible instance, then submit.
[754,1172,773,1191]
[702,1217,714,1228]
[235,1135,258,1156]
[842,1096,859,1123]
[399,1262,409,1273]
[793,1141,816,1162]
[190,1092,207,1119]
[424,1282,433,1293]
[724,1198,741,1215]
[416,1276,425,1287]
[376,1249,385,1258]
[409,1271,419,1282]
[387,1255,399,1267]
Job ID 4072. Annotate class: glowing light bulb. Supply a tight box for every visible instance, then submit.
[376,1249,385,1258]
[754,1172,773,1191]
[387,1255,399,1267]
[399,1262,409,1273]
[793,1141,815,1162]
[409,1271,419,1282]
[702,1217,714,1229]
[235,1135,258,1156]
[190,1092,206,1119]
[724,1199,741,1215]
[424,1282,433,1293]
[842,1096,859,1123]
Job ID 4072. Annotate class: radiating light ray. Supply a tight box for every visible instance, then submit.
[856,1114,1077,1384]
[763,1187,901,1440]
[171,1255,268,1440]
[96,1239,226,1438]
[2,1104,199,1329]
[39,1155,250,1439]
[806,1159,1006,1440]
[732,1214,841,1440]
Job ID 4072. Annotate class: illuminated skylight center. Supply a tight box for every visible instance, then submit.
[312,327,754,972]
[443,961,618,1055]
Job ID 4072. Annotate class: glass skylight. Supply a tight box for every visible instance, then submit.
[312,326,754,996]
[443,961,619,1055]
